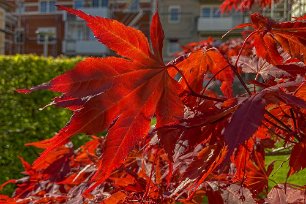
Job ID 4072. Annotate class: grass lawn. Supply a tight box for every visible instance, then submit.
[266,154,306,189]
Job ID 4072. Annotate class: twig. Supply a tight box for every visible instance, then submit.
[168,65,226,102]
[229,64,252,96]
[202,64,231,95]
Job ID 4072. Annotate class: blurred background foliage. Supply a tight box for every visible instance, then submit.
[0,55,83,195]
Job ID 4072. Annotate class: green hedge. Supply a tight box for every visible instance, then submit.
[0,55,82,195]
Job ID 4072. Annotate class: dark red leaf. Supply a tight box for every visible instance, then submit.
[288,139,306,176]
[276,64,306,77]
[224,94,266,155]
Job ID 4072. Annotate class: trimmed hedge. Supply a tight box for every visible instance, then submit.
[0,55,82,195]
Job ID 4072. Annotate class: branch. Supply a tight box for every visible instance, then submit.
[229,64,252,96]
[168,65,226,102]
[202,64,231,95]
[290,109,298,134]
[264,117,291,133]
[262,122,297,144]
[265,110,299,140]
[229,31,258,96]
[234,30,257,68]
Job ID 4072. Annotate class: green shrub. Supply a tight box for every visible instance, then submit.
[0,55,82,195]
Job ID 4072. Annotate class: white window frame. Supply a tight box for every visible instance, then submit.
[167,39,180,56]
[16,2,25,14]
[168,5,181,24]
[92,0,108,7]
[36,27,57,45]
[92,0,99,7]
[49,0,56,12]
[39,0,48,13]
[200,5,224,18]
[15,28,25,44]
[129,0,140,12]
[74,0,84,9]
[101,0,109,7]
[39,0,57,13]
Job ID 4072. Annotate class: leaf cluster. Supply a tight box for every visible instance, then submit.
[1,7,306,204]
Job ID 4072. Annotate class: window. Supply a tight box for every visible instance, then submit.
[66,22,85,40]
[40,1,47,13]
[38,34,56,44]
[49,1,56,12]
[92,0,99,7]
[92,0,108,7]
[77,28,83,40]
[40,1,56,13]
[36,27,56,44]
[129,0,139,12]
[87,28,95,41]
[167,39,180,55]
[15,29,24,43]
[201,6,229,18]
[169,6,181,23]
[74,0,84,9]
[17,2,24,14]
[201,7,210,17]
[102,0,108,7]
[212,8,221,17]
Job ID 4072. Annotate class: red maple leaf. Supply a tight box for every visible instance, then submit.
[176,49,234,98]
[6,6,306,203]
[234,13,306,65]
[19,6,184,192]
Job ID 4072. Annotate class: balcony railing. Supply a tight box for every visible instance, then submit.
[63,40,108,56]
[63,7,110,21]
[197,15,246,32]
[80,7,110,18]
[62,6,110,55]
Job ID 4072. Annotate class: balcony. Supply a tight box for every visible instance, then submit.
[197,16,246,32]
[63,7,110,21]
[79,7,110,18]
[62,7,110,56]
[63,40,108,56]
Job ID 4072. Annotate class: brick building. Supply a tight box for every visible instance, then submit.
[8,0,306,57]
[156,0,251,61]
[157,0,306,61]
[0,1,16,55]
[0,2,6,54]
[62,0,152,56]
[11,0,152,56]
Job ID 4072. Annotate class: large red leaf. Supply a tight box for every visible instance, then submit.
[224,94,266,155]
[19,7,184,193]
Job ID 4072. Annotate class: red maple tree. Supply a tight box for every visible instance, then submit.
[1,4,306,203]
